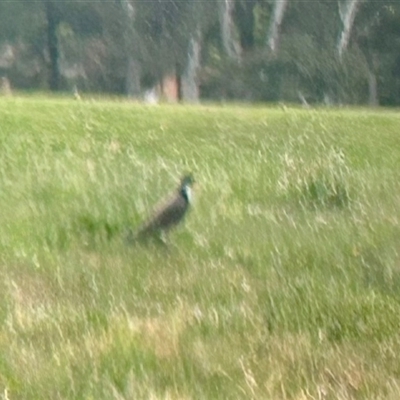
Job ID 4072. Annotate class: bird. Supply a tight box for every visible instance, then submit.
[127,174,195,244]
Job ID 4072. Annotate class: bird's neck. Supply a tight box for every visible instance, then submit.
[181,185,192,204]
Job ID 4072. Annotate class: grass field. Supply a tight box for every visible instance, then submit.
[0,96,399,399]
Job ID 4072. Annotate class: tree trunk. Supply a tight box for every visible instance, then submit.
[267,0,288,54]
[126,55,141,98]
[45,1,60,91]
[337,0,360,60]
[236,0,256,51]
[219,0,241,60]
[181,32,201,102]
[120,0,141,97]
[367,66,378,106]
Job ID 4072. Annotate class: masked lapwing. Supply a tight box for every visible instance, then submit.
[127,174,194,243]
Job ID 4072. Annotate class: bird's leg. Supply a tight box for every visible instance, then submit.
[159,231,169,246]
[125,228,136,245]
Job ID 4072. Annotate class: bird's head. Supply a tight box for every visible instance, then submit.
[181,174,194,187]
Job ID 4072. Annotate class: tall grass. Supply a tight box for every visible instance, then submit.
[0,96,399,399]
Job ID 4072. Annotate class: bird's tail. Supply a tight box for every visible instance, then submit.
[124,225,156,245]
[124,228,136,245]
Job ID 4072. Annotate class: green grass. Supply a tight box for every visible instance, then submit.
[0,96,399,399]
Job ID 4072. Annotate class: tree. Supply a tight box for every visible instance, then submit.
[235,0,257,51]
[267,0,288,54]
[181,29,202,101]
[219,0,241,60]
[119,0,141,97]
[353,1,400,105]
[45,1,61,90]
[337,0,361,60]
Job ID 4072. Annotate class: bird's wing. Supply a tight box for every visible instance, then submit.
[137,194,187,236]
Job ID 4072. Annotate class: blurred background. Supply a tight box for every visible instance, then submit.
[0,0,399,105]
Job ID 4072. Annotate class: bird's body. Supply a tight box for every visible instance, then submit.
[128,174,194,243]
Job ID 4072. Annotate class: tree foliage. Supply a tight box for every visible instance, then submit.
[0,0,399,104]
